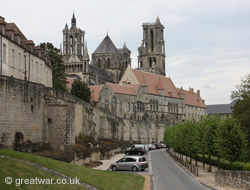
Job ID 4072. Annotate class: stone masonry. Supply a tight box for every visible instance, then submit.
[0,75,165,151]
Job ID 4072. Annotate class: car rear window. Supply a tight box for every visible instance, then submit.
[139,157,146,162]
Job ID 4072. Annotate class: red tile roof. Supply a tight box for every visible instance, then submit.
[66,77,74,89]
[177,88,207,108]
[131,69,181,99]
[89,85,104,102]
[108,83,139,96]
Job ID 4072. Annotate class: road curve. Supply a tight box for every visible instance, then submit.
[150,149,209,190]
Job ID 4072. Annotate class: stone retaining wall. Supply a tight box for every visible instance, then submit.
[215,170,250,189]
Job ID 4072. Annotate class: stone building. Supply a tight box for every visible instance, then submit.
[177,87,207,121]
[62,14,131,85]
[138,17,166,76]
[92,35,131,84]
[0,16,52,87]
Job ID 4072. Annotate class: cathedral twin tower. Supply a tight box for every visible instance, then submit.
[62,14,166,85]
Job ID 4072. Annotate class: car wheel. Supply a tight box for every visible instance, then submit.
[132,166,138,172]
[138,152,141,155]
[112,166,117,171]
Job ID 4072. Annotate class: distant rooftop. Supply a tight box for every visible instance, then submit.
[207,100,236,115]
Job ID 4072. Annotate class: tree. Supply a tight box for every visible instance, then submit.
[214,117,247,170]
[231,74,250,159]
[40,42,68,91]
[71,80,91,103]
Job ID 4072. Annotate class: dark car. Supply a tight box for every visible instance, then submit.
[154,143,162,149]
[125,147,145,155]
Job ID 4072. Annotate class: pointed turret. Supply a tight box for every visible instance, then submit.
[71,13,76,28]
[123,42,127,49]
[83,42,89,60]
[156,16,161,24]
[63,23,68,31]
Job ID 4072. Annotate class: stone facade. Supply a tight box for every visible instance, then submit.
[90,67,207,125]
[62,14,131,85]
[215,170,250,190]
[0,16,52,88]
[138,17,166,76]
[0,76,164,151]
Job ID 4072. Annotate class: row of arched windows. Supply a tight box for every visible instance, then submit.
[168,102,178,113]
[65,62,87,73]
[150,99,158,112]
[96,57,111,69]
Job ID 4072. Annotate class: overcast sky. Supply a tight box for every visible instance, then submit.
[1,0,250,104]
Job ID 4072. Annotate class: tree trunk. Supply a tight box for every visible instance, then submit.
[203,154,205,169]
[217,156,220,170]
[195,154,198,167]
[208,154,212,172]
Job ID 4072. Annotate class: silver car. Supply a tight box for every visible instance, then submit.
[110,156,148,172]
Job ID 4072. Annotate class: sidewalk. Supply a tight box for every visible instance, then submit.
[166,152,242,190]
[93,153,124,170]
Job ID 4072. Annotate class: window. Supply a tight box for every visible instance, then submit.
[22,55,25,71]
[131,103,134,112]
[105,88,108,96]
[107,57,110,68]
[97,58,101,68]
[119,101,122,111]
[105,99,109,110]
[40,64,43,81]
[36,62,39,81]
[31,59,34,80]
[3,44,6,63]
[18,53,21,69]
[11,49,15,67]
[128,102,130,112]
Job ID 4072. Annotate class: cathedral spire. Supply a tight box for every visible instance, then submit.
[71,12,76,28]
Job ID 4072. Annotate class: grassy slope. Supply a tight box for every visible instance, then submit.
[0,150,145,190]
[0,158,84,190]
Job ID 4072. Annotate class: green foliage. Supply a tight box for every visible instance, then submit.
[40,42,68,92]
[231,74,250,159]
[164,116,248,170]
[214,117,247,167]
[71,80,91,103]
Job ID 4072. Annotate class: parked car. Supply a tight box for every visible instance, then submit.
[154,143,162,149]
[125,146,145,155]
[110,156,148,172]
[161,143,166,148]
[148,144,153,150]
[129,144,148,152]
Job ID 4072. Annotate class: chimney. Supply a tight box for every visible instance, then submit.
[197,89,200,96]
[189,87,194,93]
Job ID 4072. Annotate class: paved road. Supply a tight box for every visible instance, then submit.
[150,149,209,190]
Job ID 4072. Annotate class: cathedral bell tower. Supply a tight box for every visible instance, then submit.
[138,17,166,76]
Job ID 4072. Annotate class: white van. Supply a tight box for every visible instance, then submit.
[129,144,148,152]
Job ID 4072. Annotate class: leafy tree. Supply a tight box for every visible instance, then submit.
[231,73,250,135]
[231,74,250,160]
[214,117,247,170]
[40,42,68,91]
[71,80,91,103]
